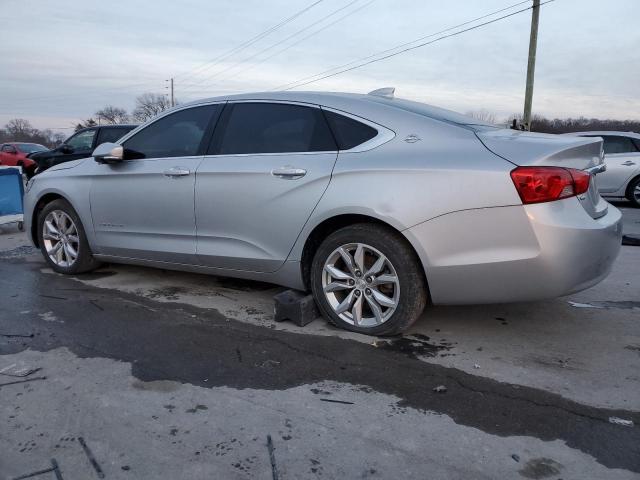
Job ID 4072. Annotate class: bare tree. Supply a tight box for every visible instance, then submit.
[5,118,36,141]
[503,114,640,134]
[75,118,98,132]
[132,93,172,122]
[465,109,497,125]
[95,105,129,124]
[0,119,69,148]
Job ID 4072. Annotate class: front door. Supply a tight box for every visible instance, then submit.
[90,104,221,263]
[195,102,338,272]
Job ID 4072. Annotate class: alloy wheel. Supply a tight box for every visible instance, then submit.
[321,243,400,327]
[42,210,80,267]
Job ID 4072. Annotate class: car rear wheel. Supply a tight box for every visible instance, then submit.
[310,223,427,336]
[37,199,101,274]
[626,176,640,208]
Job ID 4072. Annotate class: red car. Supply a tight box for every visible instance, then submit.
[0,142,48,177]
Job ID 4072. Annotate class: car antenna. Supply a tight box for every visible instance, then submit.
[368,87,395,99]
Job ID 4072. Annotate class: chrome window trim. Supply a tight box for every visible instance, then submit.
[116,98,395,158]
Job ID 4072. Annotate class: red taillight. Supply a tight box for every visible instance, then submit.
[510,166,591,204]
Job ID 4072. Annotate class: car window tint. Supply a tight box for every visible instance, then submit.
[601,136,638,154]
[212,103,336,155]
[66,130,96,150]
[323,110,378,150]
[97,127,133,145]
[123,106,218,159]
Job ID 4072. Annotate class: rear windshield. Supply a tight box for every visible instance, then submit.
[367,96,498,129]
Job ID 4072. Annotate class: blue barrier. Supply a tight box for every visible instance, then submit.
[0,168,24,216]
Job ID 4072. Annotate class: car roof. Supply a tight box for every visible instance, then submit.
[182,90,488,128]
[565,131,640,139]
[5,142,46,145]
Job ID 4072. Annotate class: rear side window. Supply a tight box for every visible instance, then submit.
[323,110,377,150]
[97,127,133,145]
[210,103,337,155]
[601,136,639,154]
[124,105,219,159]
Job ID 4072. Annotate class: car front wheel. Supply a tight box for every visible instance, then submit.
[37,199,100,274]
[311,223,427,336]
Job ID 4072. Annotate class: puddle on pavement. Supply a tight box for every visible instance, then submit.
[378,333,455,359]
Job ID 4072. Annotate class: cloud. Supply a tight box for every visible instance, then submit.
[1,0,638,132]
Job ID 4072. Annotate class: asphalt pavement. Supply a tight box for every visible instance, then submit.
[1,203,639,479]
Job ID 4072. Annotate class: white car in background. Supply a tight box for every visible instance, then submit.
[565,131,640,207]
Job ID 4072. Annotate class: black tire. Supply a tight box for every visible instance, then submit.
[37,199,101,274]
[626,176,640,208]
[310,223,428,336]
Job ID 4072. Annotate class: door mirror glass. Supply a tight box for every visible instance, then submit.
[93,142,123,164]
[60,144,74,154]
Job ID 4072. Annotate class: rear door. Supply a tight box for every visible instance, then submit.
[592,135,640,193]
[195,101,338,272]
[90,104,221,263]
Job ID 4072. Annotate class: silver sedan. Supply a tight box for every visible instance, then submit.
[24,89,623,335]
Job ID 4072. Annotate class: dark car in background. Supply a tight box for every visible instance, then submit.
[30,124,137,173]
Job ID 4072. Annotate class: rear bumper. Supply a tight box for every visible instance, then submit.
[404,199,623,305]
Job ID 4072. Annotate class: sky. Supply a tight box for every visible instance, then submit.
[0,0,639,134]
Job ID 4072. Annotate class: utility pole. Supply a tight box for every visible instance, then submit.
[523,0,540,131]
[170,77,175,107]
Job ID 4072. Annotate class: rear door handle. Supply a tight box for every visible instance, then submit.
[271,167,307,179]
[163,167,191,177]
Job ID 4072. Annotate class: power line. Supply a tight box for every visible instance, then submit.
[179,0,362,96]
[6,2,324,107]
[281,0,556,90]
[214,0,376,89]
[174,0,324,83]
[273,0,533,91]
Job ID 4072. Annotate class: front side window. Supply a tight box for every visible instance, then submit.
[323,110,378,150]
[601,136,639,154]
[66,130,96,150]
[124,105,218,159]
[211,103,337,155]
[97,127,134,145]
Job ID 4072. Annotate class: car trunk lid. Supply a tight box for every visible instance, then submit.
[476,129,608,219]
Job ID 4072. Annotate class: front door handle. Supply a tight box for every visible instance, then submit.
[163,167,191,177]
[271,167,307,179]
[622,161,636,166]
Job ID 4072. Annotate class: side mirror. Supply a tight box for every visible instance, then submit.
[60,144,74,154]
[93,142,123,164]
